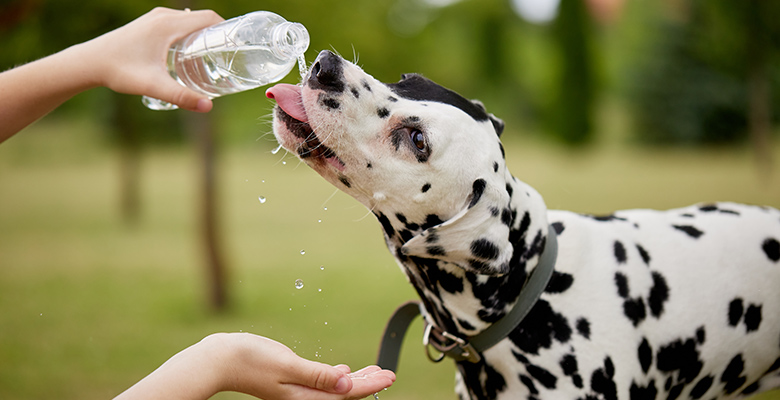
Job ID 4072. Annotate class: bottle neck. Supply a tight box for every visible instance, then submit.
[271,22,310,60]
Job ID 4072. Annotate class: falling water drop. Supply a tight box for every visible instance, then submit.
[294,279,304,289]
[373,393,380,400]
[300,249,306,255]
[320,265,325,271]
[258,196,267,204]
[271,143,283,155]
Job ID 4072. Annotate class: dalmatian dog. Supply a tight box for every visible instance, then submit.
[267,50,780,400]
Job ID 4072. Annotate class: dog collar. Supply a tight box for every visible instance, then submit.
[376,224,558,371]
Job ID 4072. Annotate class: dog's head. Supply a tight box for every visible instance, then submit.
[269,51,529,276]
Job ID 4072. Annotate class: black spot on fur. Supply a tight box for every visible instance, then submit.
[639,338,653,374]
[377,107,390,118]
[587,214,628,222]
[350,86,360,98]
[422,214,443,230]
[624,297,647,326]
[519,374,538,395]
[576,318,591,339]
[614,241,627,264]
[744,304,762,332]
[672,225,704,238]
[387,96,397,102]
[729,298,744,326]
[527,364,557,390]
[338,175,351,188]
[493,162,499,172]
[560,354,584,388]
[742,381,760,395]
[615,272,629,298]
[648,272,669,318]
[721,354,747,394]
[629,380,658,400]
[366,162,373,169]
[656,335,703,386]
[636,244,651,265]
[471,238,499,260]
[421,183,431,193]
[458,360,507,400]
[509,300,571,355]
[696,327,706,344]
[320,95,341,110]
[375,213,395,239]
[690,375,714,399]
[763,238,780,262]
[590,357,618,400]
[552,222,565,235]
[545,272,574,294]
[427,246,446,256]
[500,208,513,227]
[469,179,486,208]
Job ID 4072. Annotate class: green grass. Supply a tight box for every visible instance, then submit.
[1,116,779,400]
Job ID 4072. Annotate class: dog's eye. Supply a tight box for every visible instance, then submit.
[411,129,426,151]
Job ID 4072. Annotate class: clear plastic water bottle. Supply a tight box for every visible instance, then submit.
[142,11,309,110]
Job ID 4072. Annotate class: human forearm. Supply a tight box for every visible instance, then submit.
[0,43,99,142]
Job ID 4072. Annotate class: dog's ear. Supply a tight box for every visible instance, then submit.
[400,178,513,276]
[471,99,505,137]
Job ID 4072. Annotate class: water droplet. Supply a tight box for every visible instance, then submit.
[272,143,283,154]
[323,207,328,211]
[373,393,380,400]
[261,179,265,183]
[300,249,306,255]
[318,288,322,292]
[298,54,308,79]
[324,321,328,325]
[258,196,267,204]
[282,161,287,165]
[294,279,304,289]
[320,265,325,271]
[318,219,322,223]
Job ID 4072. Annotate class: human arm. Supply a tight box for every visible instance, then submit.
[0,7,224,143]
[113,333,396,400]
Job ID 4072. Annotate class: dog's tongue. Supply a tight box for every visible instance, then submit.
[266,84,308,123]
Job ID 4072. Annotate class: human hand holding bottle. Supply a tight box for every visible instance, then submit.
[0,7,223,142]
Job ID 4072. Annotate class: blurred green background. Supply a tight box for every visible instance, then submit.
[1,0,779,399]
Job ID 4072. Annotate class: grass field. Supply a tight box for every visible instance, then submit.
[1,115,779,400]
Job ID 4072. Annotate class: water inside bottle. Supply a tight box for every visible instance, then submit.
[176,45,300,97]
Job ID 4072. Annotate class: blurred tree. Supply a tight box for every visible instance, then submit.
[550,0,596,145]
[629,0,779,159]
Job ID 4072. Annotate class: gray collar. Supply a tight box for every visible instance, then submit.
[377,224,558,371]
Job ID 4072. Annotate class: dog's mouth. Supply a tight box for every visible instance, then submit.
[266,84,345,169]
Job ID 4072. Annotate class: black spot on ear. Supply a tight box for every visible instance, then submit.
[421,183,431,193]
[388,96,397,102]
[427,246,446,256]
[639,338,652,373]
[648,272,669,318]
[471,238,499,260]
[499,141,506,159]
[468,179,486,208]
[744,304,762,332]
[729,298,744,327]
[636,244,651,265]
[721,354,747,394]
[614,241,627,264]
[762,238,780,262]
[673,224,704,238]
[552,222,565,235]
[377,107,390,118]
[576,318,591,339]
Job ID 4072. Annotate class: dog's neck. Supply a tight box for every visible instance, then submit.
[380,172,549,337]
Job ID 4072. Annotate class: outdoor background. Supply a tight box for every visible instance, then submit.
[1,0,779,399]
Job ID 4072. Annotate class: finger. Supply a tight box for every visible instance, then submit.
[288,361,353,394]
[344,368,396,399]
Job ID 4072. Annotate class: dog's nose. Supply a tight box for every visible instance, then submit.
[308,50,345,92]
